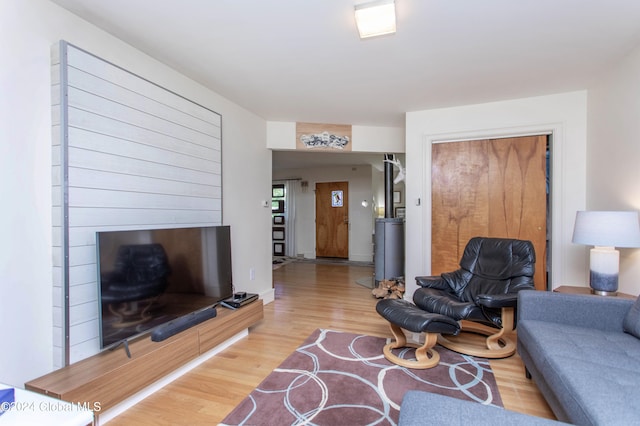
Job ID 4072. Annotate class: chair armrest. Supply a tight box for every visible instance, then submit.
[517,290,634,333]
[415,275,448,290]
[476,293,517,308]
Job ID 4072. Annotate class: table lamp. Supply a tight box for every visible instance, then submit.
[572,211,640,295]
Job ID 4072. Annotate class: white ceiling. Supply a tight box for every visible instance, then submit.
[49,0,640,169]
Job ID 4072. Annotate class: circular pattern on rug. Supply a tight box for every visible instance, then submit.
[221,329,503,426]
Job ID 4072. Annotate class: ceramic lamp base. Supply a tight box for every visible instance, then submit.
[589,246,619,296]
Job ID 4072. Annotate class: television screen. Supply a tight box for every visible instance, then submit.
[96,225,233,348]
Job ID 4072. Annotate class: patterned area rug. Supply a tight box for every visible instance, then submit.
[220,329,502,425]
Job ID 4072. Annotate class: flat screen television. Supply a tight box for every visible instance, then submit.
[96,225,234,349]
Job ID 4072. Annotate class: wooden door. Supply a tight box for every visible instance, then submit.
[316,181,349,258]
[431,135,547,290]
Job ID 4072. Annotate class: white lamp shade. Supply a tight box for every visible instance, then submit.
[572,211,640,248]
[354,0,396,39]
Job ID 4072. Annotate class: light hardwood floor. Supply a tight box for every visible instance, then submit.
[108,261,554,425]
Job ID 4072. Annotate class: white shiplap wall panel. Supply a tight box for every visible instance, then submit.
[69,319,99,345]
[69,109,220,160]
[69,168,221,199]
[66,47,220,128]
[68,147,220,186]
[51,63,61,85]
[67,126,220,174]
[68,89,218,149]
[68,208,221,228]
[52,285,63,309]
[52,164,62,186]
[67,67,220,137]
[67,245,96,267]
[53,325,62,348]
[68,283,98,306]
[52,187,62,207]
[52,41,223,366]
[69,188,221,211]
[68,263,99,286]
[68,300,98,325]
[51,198,64,361]
[51,142,61,163]
[70,338,100,363]
[52,227,63,248]
[51,45,64,369]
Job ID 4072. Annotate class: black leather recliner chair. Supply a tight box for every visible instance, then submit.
[414,236,536,358]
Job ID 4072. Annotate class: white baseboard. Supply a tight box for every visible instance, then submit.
[349,254,374,263]
[260,289,275,305]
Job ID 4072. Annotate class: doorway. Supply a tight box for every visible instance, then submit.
[431,135,548,290]
[315,181,349,258]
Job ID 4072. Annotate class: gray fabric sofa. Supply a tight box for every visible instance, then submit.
[398,391,563,425]
[517,290,640,425]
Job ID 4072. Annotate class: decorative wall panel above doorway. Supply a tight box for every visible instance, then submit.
[296,122,352,151]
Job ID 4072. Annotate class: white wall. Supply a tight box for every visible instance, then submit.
[405,92,588,298]
[588,43,640,296]
[273,165,375,262]
[0,0,272,387]
[372,169,385,216]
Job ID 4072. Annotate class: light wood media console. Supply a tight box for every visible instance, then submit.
[25,300,263,418]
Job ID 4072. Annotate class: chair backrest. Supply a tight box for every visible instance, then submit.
[460,237,535,278]
[454,237,536,300]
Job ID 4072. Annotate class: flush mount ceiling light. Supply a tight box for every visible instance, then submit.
[354,0,396,39]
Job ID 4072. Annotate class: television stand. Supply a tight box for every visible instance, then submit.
[25,300,263,421]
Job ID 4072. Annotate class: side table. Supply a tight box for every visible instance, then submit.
[553,285,637,300]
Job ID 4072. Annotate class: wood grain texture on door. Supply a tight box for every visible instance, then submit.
[316,181,349,258]
[432,135,547,290]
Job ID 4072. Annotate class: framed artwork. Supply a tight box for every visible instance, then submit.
[272,184,285,198]
[272,227,285,241]
[272,200,284,213]
[395,207,406,218]
[273,242,284,256]
[331,190,344,207]
[393,191,401,203]
[273,215,285,225]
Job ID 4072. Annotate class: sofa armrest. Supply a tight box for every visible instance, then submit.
[517,290,634,333]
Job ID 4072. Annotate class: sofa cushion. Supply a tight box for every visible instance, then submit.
[546,357,640,425]
[518,320,640,425]
[519,320,640,373]
[623,296,640,339]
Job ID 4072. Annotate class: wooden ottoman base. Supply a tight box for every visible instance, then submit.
[383,323,441,369]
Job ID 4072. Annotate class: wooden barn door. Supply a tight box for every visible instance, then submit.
[316,181,349,258]
[431,135,547,290]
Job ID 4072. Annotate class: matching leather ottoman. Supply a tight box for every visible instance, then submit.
[376,298,460,369]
